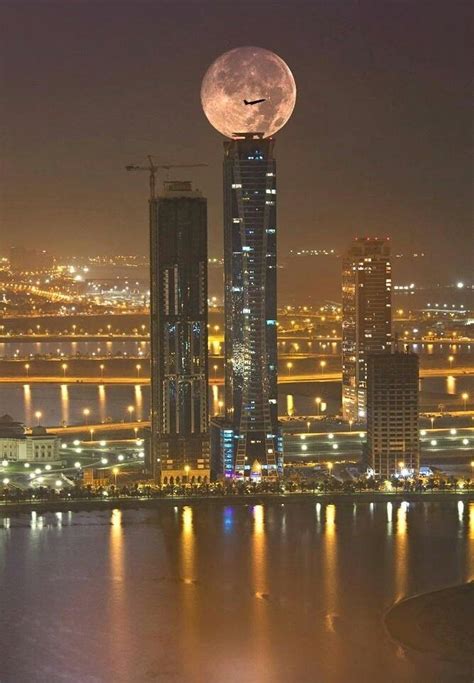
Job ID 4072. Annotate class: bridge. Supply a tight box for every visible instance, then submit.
[0,366,472,386]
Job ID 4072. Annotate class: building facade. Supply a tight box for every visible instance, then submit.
[342,237,392,422]
[149,181,210,483]
[366,350,419,477]
[0,415,60,462]
[211,134,282,479]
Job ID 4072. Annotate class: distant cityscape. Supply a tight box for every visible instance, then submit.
[0,142,472,496]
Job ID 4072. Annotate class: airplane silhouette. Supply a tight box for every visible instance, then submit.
[244,98,266,106]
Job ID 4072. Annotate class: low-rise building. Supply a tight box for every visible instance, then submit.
[0,414,60,462]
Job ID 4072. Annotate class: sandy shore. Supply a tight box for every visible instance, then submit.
[386,583,474,663]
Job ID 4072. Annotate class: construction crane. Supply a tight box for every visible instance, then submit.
[125,155,207,200]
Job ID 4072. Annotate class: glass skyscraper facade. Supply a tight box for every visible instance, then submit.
[366,350,420,477]
[342,237,392,422]
[149,181,210,483]
[211,134,283,479]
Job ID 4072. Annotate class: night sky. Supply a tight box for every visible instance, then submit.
[1,1,471,278]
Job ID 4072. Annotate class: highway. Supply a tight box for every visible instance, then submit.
[46,419,474,438]
[0,366,472,385]
[0,333,471,345]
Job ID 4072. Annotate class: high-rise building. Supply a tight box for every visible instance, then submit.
[342,237,392,422]
[211,133,282,479]
[149,181,210,483]
[366,349,419,477]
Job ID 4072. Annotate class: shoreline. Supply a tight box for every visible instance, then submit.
[385,583,474,663]
[0,490,472,515]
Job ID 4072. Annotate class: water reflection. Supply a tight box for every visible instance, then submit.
[98,385,106,422]
[181,506,195,584]
[1,375,472,428]
[457,500,464,525]
[0,502,472,682]
[108,509,127,675]
[395,502,409,601]
[223,506,234,534]
[315,502,321,529]
[251,505,274,681]
[23,384,31,426]
[469,503,474,580]
[446,375,456,395]
[134,384,143,420]
[60,384,69,424]
[180,506,199,678]
[211,384,219,416]
[323,504,338,633]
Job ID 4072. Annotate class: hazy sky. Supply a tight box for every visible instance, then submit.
[1,1,471,277]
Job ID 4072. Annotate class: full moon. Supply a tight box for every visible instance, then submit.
[201,46,296,139]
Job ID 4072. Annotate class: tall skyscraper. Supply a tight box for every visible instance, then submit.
[366,349,419,477]
[342,237,392,422]
[149,180,210,483]
[211,133,282,479]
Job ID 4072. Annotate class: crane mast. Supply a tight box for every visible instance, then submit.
[125,156,207,200]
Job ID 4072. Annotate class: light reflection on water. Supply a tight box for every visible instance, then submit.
[395,501,409,601]
[60,384,69,424]
[0,502,472,682]
[0,375,472,427]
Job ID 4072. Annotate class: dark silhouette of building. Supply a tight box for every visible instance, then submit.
[149,181,209,483]
[366,349,419,477]
[342,237,392,422]
[211,134,282,479]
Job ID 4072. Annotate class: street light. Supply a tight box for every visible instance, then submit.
[83,408,90,425]
[448,355,454,369]
[184,464,190,483]
[24,363,30,377]
[315,397,321,416]
[136,364,141,378]
[112,467,119,487]
[99,363,105,379]
[320,360,327,375]
[61,363,68,378]
[35,410,42,425]
[287,362,293,376]
[213,364,218,378]
[127,405,135,421]
[349,419,353,432]
[327,462,333,474]
[461,392,469,411]
[89,428,94,442]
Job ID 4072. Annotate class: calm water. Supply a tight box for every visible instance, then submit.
[0,377,472,427]
[0,501,473,682]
